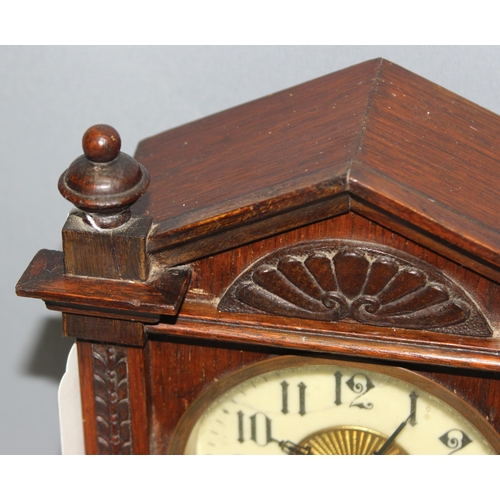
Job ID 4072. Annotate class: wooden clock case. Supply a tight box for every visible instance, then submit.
[16,58,500,454]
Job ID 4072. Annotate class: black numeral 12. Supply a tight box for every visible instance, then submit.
[334,371,374,409]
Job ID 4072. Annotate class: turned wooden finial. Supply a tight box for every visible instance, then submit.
[58,124,150,229]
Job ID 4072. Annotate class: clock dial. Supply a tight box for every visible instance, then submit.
[169,357,500,455]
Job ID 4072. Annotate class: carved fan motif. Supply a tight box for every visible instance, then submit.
[218,240,491,337]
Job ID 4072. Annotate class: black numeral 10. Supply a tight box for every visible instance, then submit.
[237,411,273,446]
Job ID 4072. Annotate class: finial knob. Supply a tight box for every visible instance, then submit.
[58,124,150,229]
[82,124,122,163]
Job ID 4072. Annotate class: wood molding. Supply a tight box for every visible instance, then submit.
[16,249,191,320]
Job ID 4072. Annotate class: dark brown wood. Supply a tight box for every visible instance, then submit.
[127,346,149,455]
[132,59,500,285]
[424,367,500,432]
[151,187,350,269]
[77,341,98,455]
[133,60,375,226]
[16,249,191,320]
[82,124,121,163]
[59,124,150,229]
[146,337,274,454]
[354,61,500,267]
[62,212,153,280]
[92,343,132,454]
[64,314,145,346]
[16,60,500,454]
[77,341,150,454]
[142,338,500,453]
[147,303,500,372]
[219,239,490,336]
[349,166,500,284]
[187,213,500,334]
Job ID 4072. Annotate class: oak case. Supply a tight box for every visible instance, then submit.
[16,59,500,454]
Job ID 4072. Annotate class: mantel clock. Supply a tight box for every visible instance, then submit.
[17,59,500,454]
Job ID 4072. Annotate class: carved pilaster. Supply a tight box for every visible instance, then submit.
[92,344,132,454]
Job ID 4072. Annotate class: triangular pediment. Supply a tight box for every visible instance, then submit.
[133,59,500,282]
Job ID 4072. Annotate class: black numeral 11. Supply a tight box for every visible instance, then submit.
[281,380,307,416]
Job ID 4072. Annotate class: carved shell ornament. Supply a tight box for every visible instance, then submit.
[218,240,491,337]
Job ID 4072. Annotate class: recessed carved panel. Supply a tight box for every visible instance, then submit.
[92,344,132,454]
[218,240,491,337]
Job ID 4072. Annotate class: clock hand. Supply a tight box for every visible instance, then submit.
[374,414,412,455]
[275,439,312,455]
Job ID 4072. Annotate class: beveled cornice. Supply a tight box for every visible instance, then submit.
[132,59,500,281]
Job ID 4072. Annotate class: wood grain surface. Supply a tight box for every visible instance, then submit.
[17,58,500,454]
[133,58,500,284]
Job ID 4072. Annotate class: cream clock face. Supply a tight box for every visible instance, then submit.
[169,357,500,455]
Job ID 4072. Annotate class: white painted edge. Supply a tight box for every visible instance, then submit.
[58,343,85,455]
